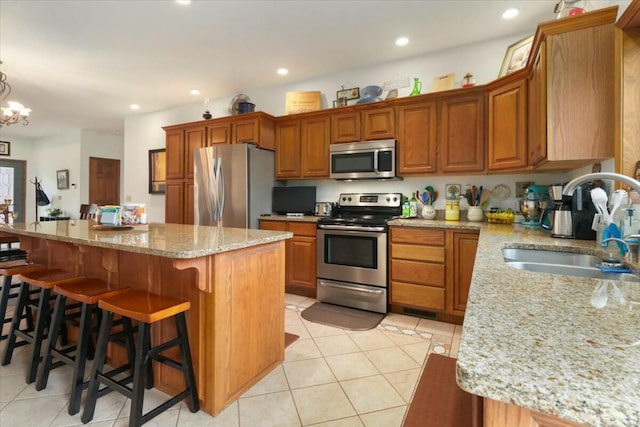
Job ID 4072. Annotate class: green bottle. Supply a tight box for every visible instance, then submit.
[410,78,422,96]
[410,194,418,218]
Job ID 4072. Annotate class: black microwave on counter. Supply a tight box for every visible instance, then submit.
[329,139,396,180]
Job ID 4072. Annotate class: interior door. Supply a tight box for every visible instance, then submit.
[89,157,120,205]
[0,159,26,223]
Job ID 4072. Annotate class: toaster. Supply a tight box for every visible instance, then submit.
[314,202,333,217]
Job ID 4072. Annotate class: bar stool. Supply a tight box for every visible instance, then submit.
[82,289,199,427]
[1,268,85,383]
[0,262,43,340]
[36,278,132,415]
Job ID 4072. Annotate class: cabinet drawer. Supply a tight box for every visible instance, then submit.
[391,282,445,311]
[287,222,317,236]
[391,259,445,287]
[391,243,444,263]
[391,227,445,245]
[259,221,286,231]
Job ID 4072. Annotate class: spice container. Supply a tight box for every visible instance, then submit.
[445,200,460,221]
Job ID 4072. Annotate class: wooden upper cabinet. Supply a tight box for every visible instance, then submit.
[165,129,185,180]
[439,93,486,173]
[488,78,528,171]
[396,100,438,175]
[301,115,330,177]
[528,40,547,166]
[207,123,231,146]
[362,106,395,140]
[231,113,275,150]
[331,111,361,143]
[184,125,206,179]
[275,120,301,179]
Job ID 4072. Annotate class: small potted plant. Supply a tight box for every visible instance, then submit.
[47,207,63,218]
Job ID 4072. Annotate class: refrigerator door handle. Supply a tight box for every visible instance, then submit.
[210,155,218,221]
[218,157,225,221]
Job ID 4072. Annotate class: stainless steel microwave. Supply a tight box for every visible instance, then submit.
[329,139,396,180]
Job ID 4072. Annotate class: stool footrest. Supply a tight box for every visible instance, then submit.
[147,336,180,358]
[141,390,191,425]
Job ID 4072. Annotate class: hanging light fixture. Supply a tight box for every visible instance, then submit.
[0,61,31,127]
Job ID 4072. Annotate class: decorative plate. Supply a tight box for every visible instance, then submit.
[491,184,512,201]
[228,94,251,115]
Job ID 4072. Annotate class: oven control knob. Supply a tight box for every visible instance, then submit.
[393,196,398,202]
[386,196,390,202]
[347,197,352,202]
[341,197,346,202]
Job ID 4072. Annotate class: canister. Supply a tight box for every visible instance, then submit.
[445,200,460,221]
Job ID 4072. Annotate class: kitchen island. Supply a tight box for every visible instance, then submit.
[390,218,639,426]
[0,220,293,416]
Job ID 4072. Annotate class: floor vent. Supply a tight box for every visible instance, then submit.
[402,307,438,320]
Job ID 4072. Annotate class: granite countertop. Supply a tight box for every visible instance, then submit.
[450,223,640,427]
[1,220,292,259]
[258,215,320,222]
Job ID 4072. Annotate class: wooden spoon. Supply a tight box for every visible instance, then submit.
[479,190,491,208]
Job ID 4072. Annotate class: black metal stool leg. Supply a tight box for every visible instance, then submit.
[130,322,150,427]
[26,287,51,384]
[1,282,29,365]
[144,329,153,390]
[176,312,199,412]
[68,301,94,415]
[81,311,114,424]
[0,275,12,340]
[35,293,67,391]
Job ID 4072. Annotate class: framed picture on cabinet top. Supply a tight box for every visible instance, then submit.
[0,141,9,156]
[498,35,534,77]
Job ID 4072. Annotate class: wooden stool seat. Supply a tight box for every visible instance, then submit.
[37,279,133,416]
[18,268,85,289]
[83,289,199,426]
[98,289,191,323]
[53,279,130,305]
[2,268,84,383]
[0,262,45,276]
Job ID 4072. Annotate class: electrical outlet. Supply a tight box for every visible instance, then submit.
[57,195,62,201]
[126,195,132,202]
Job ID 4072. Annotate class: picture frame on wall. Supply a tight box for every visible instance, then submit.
[148,148,166,194]
[498,35,534,77]
[0,141,10,156]
[56,169,69,189]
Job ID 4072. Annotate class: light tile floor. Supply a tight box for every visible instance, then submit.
[0,293,462,427]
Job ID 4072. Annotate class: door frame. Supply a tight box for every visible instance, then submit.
[0,159,27,224]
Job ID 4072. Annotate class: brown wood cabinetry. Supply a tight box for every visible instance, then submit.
[396,100,438,175]
[260,220,317,297]
[163,113,276,224]
[439,93,486,173]
[275,114,330,179]
[485,398,585,427]
[527,8,616,170]
[330,106,394,143]
[488,77,528,171]
[389,226,478,322]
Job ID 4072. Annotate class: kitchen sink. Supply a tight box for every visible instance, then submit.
[502,248,640,282]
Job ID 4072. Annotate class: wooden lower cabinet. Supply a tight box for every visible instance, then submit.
[389,226,478,321]
[484,398,586,427]
[260,220,317,297]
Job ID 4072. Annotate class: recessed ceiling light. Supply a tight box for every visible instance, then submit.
[176,0,191,5]
[190,89,200,95]
[277,68,289,76]
[395,37,409,47]
[130,104,140,110]
[502,8,519,19]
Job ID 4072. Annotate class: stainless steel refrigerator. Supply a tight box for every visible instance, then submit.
[193,143,274,229]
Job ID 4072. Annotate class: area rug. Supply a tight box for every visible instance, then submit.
[300,302,384,331]
[284,332,299,348]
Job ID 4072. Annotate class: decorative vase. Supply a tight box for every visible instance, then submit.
[467,206,484,222]
[410,78,422,96]
[421,205,436,220]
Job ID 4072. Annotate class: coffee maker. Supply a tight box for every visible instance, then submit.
[542,183,598,239]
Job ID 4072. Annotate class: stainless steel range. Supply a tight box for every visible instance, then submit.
[316,192,402,314]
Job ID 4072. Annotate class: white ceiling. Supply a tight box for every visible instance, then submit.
[0,0,628,140]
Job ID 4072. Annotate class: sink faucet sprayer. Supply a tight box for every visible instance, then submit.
[563,172,640,263]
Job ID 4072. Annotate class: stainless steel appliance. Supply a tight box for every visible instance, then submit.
[329,139,397,180]
[542,182,598,239]
[314,202,334,217]
[317,192,402,314]
[194,143,274,228]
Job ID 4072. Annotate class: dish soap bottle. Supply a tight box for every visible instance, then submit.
[410,194,418,218]
[402,197,411,218]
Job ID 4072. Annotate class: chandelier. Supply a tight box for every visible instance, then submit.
[0,61,31,127]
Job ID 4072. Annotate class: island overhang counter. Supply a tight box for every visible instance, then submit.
[1,220,293,416]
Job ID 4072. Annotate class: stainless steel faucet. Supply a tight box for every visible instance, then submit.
[562,172,640,199]
[602,234,640,264]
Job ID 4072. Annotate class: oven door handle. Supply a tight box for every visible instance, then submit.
[320,281,385,295]
[373,149,379,175]
[318,224,386,232]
